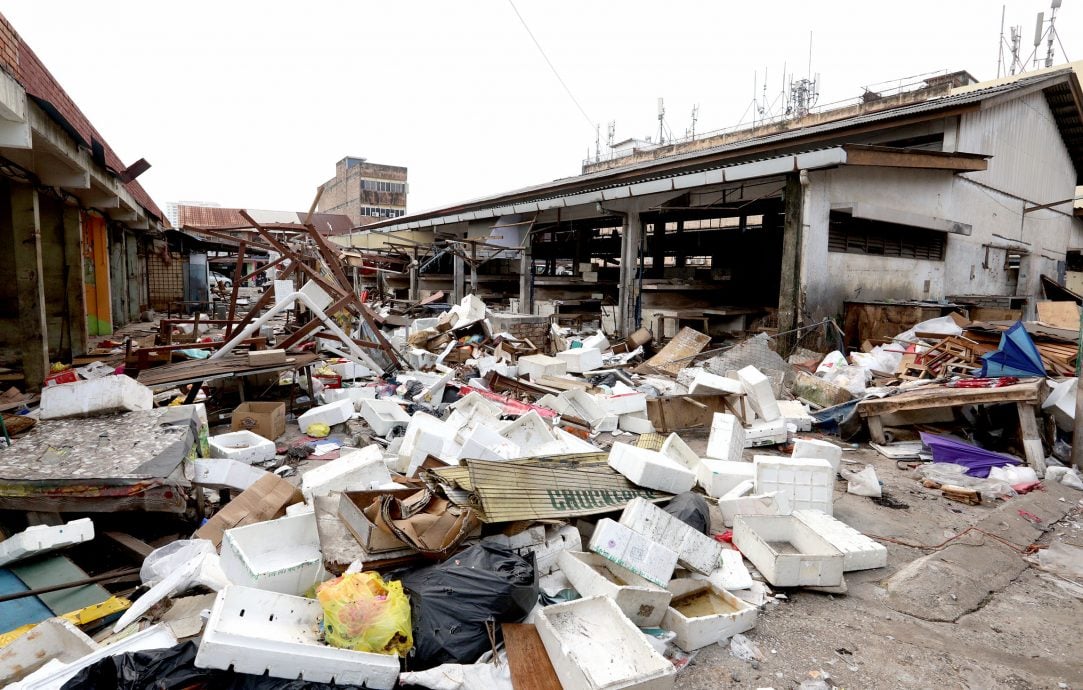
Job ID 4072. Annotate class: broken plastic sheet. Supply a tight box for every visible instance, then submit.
[915,463,1017,499]
[920,432,1021,478]
[662,492,711,534]
[398,650,512,690]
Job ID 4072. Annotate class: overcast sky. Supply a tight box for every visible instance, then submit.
[2,1,1078,217]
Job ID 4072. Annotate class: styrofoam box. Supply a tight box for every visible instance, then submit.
[608,443,696,494]
[0,618,98,685]
[298,398,355,433]
[328,361,373,381]
[16,624,177,690]
[660,433,700,471]
[195,586,398,688]
[718,488,791,527]
[588,518,678,587]
[558,551,672,627]
[556,347,604,373]
[732,514,844,587]
[736,365,780,422]
[706,413,745,461]
[483,524,547,551]
[534,596,676,690]
[743,418,787,448]
[582,332,610,352]
[518,354,567,379]
[221,513,326,595]
[777,400,814,432]
[602,392,648,416]
[209,430,276,465]
[301,445,391,500]
[500,410,556,448]
[618,411,656,435]
[596,414,619,433]
[619,498,723,575]
[0,518,95,567]
[792,509,887,571]
[791,438,843,472]
[555,388,606,426]
[395,412,455,473]
[39,375,152,420]
[456,423,521,462]
[1042,378,1077,433]
[529,524,583,576]
[662,578,758,651]
[358,399,410,437]
[321,386,377,410]
[696,459,756,498]
[688,370,743,396]
[754,455,834,514]
[191,458,268,491]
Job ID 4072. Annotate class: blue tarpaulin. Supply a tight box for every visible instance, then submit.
[979,321,1046,378]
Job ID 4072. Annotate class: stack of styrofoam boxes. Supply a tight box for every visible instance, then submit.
[209,430,276,465]
[300,445,393,501]
[732,514,844,587]
[0,518,95,567]
[661,578,758,651]
[791,510,887,571]
[618,498,723,575]
[698,413,753,497]
[558,551,672,626]
[534,596,676,690]
[603,388,653,435]
[791,438,843,473]
[298,398,355,435]
[358,399,411,438]
[753,456,834,515]
[220,513,326,596]
[196,586,399,688]
[555,347,603,374]
[517,354,567,380]
[588,518,679,587]
[737,365,786,446]
[607,443,696,494]
[396,412,461,475]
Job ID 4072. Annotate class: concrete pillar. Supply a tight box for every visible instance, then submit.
[777,172,804,353]
[409,249,420,301]
[62,205,87,358]
[652,219,666,277]
[11,184,48,390]
[519,228,533,314]
[675,220,686,268]
[452,252,464,304]
[617,210,642,336]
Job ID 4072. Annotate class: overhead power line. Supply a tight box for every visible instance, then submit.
[506,0,595,131]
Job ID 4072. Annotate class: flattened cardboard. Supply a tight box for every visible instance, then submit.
[195,474,303,548]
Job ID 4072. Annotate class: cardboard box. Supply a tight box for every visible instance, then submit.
[247,349,287,367]
[231,401,286,441]
[338,487,418,553]
[195,474,303,548]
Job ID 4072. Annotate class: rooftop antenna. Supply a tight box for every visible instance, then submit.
[997,5,1006,78]
[594,123,600,162]
[1032,11,1045,68]
[657,97,666,145]
[1045,0,1061,67]
[689,104,699,140]
[606,120,615,149]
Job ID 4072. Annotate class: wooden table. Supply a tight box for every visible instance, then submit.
[856,378,1047,474]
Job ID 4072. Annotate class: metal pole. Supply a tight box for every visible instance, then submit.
[1072,320,1083,471]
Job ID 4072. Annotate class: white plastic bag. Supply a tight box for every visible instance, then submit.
[842,465,882,497]
[814,351,848,376]
[728,633,764,662]
[988,465,1039,486]
[822,364,869,397]
[113,539,228,632]
[1046,466,1083,491]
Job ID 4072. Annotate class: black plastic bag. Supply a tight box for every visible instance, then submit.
[399,543,538,670]
[60,642,212,690]
[663,491,711,534]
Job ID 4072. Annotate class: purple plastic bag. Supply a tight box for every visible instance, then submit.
[920,432,1020,478]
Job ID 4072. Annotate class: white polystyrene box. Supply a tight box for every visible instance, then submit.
[221,513,326,595]
[743,418,787,447]
[554,388,606,427]
[209,430,276,465]
[0,518,94,567]
[791,438,843,472]
[696,459,756,498]
[596,414,619,433]
[40,375,152,420]
[556,347,604,373]
[777,400,814,432]
[619,498,723,575]
[608,443,696,494]
[602,392,648,416]
[588,518,678,587]
[660,433,700,471]
[792,509,887,571]
[499,410,556,448]
[358,399,410,437]
[298,398,355,433]
[455,423,521,462]
[195,586,398,688]
[558,551,672,627]
[736,365,780,422]
[661,578,758,651]
[732,514,844,587]
[395,412,455,473]
[528,524,583,576]
[706,413,745,461]
[0,618,98,685]
[16,625,177,690]
[718,487,791,527]
[688,370,743,396]
[582,332,611,352]
[301,445,391,500]
[321,386,377,410]
[1042,378,1077,433]
[754,455,834,514]
[191,458,268,491]
[518,354,567,379]
[534,596,676,690]
[618,411,656,435]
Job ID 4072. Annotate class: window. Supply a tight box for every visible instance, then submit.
[361,179,406,193]
[360,207,406,219]
[828,211,945,261]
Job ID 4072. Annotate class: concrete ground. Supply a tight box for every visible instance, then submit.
[674,431,1083,690]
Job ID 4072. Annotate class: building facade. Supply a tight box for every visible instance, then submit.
[318,156,407,226]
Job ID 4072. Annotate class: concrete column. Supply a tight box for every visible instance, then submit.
[62,205,88,358]
[519,228,533,314]
[11,184,48,390]
[675,220,686,268]
[452,252,464,304]
[409,249,420,301]
[617,210,642,336]
[777,172,805,353]
[652,219,666,277]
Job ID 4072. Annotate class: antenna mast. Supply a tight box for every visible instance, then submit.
[657,98,665,145]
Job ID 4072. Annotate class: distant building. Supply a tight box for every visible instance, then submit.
[318,156,407,226]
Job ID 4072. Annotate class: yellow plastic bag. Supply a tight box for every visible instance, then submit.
[306,422,331,438]
[317,572,413,655]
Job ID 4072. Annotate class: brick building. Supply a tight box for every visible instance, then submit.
[318,156,407,226]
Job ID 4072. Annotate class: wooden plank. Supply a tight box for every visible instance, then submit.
[1016,402,1047,476]
[634,327,711,376]
[1036,300,1081,330]
[856,379,1042,417]
[503,623,563,690]
[103,531,155,560]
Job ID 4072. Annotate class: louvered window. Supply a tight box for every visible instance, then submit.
[828,211,945,261]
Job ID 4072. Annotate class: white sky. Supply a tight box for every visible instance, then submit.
[2,1,1079,216]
